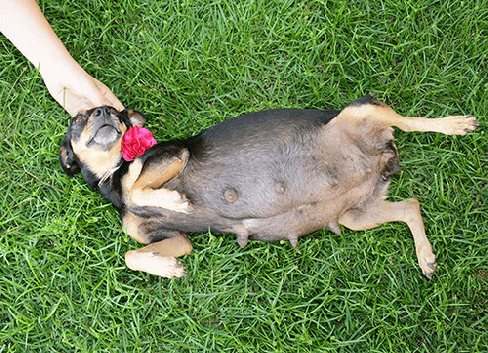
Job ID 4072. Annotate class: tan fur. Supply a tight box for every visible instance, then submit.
[325,100,477,278]
[125,150,191,213]
[336,103,478,135]
[71,121,127,179]
[121,211,149,244]
[121,158,144,201]
[339,198,436,278]
[124,233,193,278]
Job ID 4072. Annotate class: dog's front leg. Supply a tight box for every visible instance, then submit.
[339,198,437,279]
[130,187,192,214]
[125,232,193,278]
[125,151,192,213]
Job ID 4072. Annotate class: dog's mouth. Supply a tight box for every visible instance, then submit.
[87,124,122,147]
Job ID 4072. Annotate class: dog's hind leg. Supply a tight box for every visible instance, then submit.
[338,97,479,135]
[397,115,479,135]
[383,110,479,136]
[124,232,193,278]
[338,198,436,279]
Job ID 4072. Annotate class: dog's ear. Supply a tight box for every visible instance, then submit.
[121,109,148,127]
[59,136,81,177]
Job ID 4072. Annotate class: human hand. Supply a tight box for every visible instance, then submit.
[41,67,124,117]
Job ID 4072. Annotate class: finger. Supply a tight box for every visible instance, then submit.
[93,78,125,111]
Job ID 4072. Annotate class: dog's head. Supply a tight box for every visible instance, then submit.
[59,106,147,186]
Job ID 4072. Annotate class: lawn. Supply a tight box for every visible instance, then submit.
[0,0,487,351]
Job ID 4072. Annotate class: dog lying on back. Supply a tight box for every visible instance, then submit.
[59,95,479,279]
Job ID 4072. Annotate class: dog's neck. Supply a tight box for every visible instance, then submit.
[98,162,123,188]
[92,158,128,210]
[79,153,123,189]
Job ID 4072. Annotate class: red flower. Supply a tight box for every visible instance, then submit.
[121,126,157,161]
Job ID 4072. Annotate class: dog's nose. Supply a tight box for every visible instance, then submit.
[94,106,110,118]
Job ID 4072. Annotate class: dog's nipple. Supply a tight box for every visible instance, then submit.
[223,187,239,203]
[327,221,341,235]
[275,180,286,195]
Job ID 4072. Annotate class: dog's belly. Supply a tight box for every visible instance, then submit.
[165,152,389,241]
[200,150,343,218]
[231,175,383,241]
[155,173,385,247]
[180,138,383,221]
[162,106,399,244]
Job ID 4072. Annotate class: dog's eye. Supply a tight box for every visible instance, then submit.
[74,115,85,124]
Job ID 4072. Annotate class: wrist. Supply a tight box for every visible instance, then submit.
[38,58,87,85]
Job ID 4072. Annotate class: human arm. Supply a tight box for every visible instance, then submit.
[0,0,124,116]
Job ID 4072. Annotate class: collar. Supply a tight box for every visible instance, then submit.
[98,162,122,188]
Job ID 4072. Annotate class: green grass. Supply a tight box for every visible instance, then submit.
[1,0,487,351]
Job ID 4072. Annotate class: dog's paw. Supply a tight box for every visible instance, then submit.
[131,188,193,214]
[417,246,436,279]
[440,115,479,135]
[125,251,188,278]
[166,190,193,214]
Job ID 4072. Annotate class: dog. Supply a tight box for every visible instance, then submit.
[59,95,479,279]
